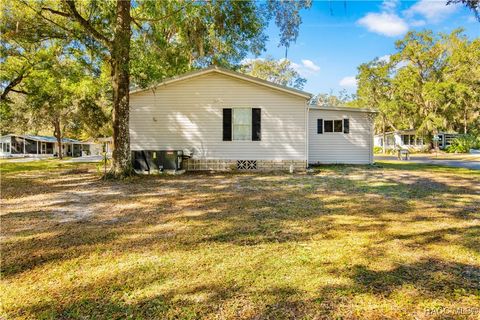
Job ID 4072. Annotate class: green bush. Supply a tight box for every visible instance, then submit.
[373,146,383,154]
[446,135,480,153]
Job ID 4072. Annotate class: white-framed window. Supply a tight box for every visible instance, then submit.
[324,119,343,133]
[233,108,252,141]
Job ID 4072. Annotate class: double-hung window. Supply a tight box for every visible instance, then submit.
[233,108,252,141]
[223,107,261,141]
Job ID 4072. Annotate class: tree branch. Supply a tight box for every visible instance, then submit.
[0,72,27,101]
[10,89,29,95]
[132,3,191,23]
[131,17,143,31]
[41,7,70,17]
[19,0,77,36]
[63,0,113,49]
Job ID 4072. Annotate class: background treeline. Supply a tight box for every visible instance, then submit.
[355,29,480,144]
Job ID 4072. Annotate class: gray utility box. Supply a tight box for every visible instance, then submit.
[132,150,183,173]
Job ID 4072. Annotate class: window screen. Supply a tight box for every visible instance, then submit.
[334,120,343,132]
[233,108,252,141]
[324,120,333,133]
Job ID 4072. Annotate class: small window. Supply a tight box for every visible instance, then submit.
[324,120,333,133]
[410,135,416,145]
[334,120,343,133]
[323,120,344,133]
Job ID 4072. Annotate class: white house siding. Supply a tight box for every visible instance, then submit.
[129,72,307,162]
[308,108,374,164]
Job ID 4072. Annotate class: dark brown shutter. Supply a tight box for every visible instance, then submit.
[252,108,261,141]
[343,118,350,134]
[223,108,232,141]
[317,119,323,134]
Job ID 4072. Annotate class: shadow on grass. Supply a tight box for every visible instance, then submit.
[20,273,343,320]
[2,167,480,319]
[15,257,480,319]
[3,168,479,278]
[350,258,480,297]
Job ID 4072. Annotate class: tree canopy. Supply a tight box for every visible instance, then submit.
[356,29,480,147]
[239,57,306,89]
[1,0,311,176]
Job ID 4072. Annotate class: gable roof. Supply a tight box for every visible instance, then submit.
[2,134,89,144]
[130,66,313,99]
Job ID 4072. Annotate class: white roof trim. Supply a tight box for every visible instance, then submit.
[309,105,377,113]
[130,66,313,99]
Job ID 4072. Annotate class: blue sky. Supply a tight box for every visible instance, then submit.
[255,0,479,95]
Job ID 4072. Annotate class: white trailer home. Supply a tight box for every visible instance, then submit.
[129,67,376,172]
[0,134,98,158]
[374,130,427,151]
[373,130,462,151]
[308,106,376,164]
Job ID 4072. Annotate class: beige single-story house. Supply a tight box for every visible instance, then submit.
[129,66,376,172]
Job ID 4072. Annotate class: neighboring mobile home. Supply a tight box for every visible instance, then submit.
[129,67,376,172]
[0,134,98,158]
[373,130,461,150]
[374,130,427,151]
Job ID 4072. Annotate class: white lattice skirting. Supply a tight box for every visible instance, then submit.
[184,159,306,171]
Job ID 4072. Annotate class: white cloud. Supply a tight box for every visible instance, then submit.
[301,59,320,72]
[382,0,399,12]
[290,59,320,76]
[405,0,459,22]
[358,0,459,38]
[409,19,426,27]
[339,76,357,87]
[289,61,301,70]
[379,55,391,63]
[467,15,476,23]
[358,12,409,37]
[240,57,264,65]
[396,60,409,69]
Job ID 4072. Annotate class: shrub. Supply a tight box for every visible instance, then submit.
[373,146,383,154]
[446,135,480,153]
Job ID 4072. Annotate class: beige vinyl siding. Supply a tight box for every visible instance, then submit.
[308,109,373,164]
[130,72,307,161]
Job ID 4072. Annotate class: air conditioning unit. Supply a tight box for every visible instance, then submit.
[132,150,184,173]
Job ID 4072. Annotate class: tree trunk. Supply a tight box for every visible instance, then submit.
[463,106,467,134]
[109,0,133,177]
[382,115,386,154]
[53,120,63,159]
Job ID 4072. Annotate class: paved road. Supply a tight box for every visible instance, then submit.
[375,155,480,170]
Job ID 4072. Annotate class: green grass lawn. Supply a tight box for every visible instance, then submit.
[0,158,94,174]
[1,160,479,319]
